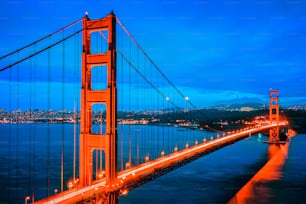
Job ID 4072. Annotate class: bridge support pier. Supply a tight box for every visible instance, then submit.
[79,12,117,187]
[92,192,118,204]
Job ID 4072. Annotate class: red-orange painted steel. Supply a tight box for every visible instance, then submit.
[80,12,117,187]
[269,89,280,142]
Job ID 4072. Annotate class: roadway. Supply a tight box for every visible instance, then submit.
[37,122,287,204]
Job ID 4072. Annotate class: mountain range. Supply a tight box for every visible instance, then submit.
[206,97,306,111]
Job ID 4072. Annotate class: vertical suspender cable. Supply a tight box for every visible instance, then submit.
[73,101,76,181]
[120,26,124,171]
[136,48,139,165]
[8,55,12,203]
[143,55,146,162]
[73,23,80,181]
[156,69,159,158]
[167,83,170,153]
[16,53,20,199]
[142,54,146,162]
[150,63,153,160]
[161,79,164,156]
[128,39,132,167]
[32,43,37,202]
[73,25,77,182]
[47,38,51,197]
[61,31,65,192]
[174,88,176,150]
[28,54,32,197]
[187,97,190,147]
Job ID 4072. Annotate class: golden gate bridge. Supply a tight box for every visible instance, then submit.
[0,12,289,203]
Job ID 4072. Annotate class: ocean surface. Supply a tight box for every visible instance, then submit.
[0,124,305,204]
[120,133,306,204]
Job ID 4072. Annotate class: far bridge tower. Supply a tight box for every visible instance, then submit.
[269,89,280,143]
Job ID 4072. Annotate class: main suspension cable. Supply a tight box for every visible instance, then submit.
[0,18,83,60]
[0,17,103,72]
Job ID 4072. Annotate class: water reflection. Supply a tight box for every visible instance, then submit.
[229,136,293,203]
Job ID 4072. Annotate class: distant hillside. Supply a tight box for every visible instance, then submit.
[207,102,267,111]
[283,109,306,133]
[189,109,268,122]
[287,105,306,111]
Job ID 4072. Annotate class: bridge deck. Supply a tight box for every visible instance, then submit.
[37,123,287,204]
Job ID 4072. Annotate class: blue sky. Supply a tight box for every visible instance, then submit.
[0,0,306,108]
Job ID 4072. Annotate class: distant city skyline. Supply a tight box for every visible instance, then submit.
[0,1,306,108]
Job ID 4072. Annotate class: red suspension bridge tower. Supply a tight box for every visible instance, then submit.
[269,89,280,143]
[79,12,117,187]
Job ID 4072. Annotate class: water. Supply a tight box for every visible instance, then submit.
[120,134,306,204]
[119,134,268,204]
[0,123,217,203]
[0,123,76,203]
[0,124,305,203]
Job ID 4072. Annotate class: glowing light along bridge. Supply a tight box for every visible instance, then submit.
[38,123,287,204]
[0,12,288,204]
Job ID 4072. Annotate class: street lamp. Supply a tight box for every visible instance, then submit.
[24,196,30,204]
